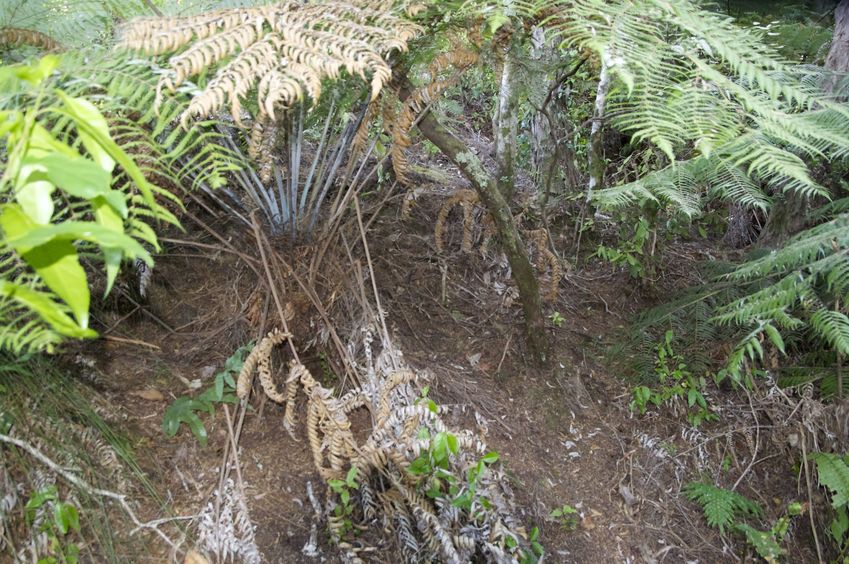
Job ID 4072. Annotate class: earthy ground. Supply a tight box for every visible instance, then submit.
[62,159,819,563]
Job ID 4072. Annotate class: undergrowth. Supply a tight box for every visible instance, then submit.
[0,354,161,562]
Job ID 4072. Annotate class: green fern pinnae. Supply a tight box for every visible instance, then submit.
[684,482,762,535]
[810,310,849,357]
[811,453,849,508]
[1,0,149,49]
[560,0,848,215]
[728,216,849,280]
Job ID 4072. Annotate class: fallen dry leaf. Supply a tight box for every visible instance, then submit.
[183,550,209,564]
[130,388,165,401]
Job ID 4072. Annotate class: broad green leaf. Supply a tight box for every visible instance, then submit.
[162,397,209,446]
[16,180,54,224]
[56,92,116,173]
[25,487,57,513]
[53,108,157,206]
[53,503,80,535]
[481,451,499,464]
[0,206,90,328]
[22,153,119,212]
[12,55,59,85]
[25,124,78,159]
[92,197,125,295]
[446,432,459,455]
[6,221,151,264]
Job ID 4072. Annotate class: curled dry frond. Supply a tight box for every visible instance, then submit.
[0,27,61,51]
[240,327,529,562]
[118,1,422,126]
[391,46,479,184]
[435,189,480,253]
[236,328,292,400]
[526,228,562,302]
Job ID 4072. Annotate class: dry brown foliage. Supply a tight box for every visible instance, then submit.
[434,189,481,253]
[118,1,423,127]
[390,45,479,184]
[527,228,562,302]
[235,327,529,563]
[0,27,61,51]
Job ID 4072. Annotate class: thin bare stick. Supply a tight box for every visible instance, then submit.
[103,335,160,350]
[496,333,513,374]
[160,238,260,265]
[353,197,391,350]
[732,388,760,491]
[222,404,245,494]
[250,212,300,363]
[0,433,178,548]
[800,426,825,564]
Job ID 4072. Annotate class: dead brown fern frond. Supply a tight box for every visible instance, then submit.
[239,327,530,562]
[236,328,291,400]
[118,2,422,126]
[526,228,562,302]
[248,111,278,183]
[0,27,61,51]
[390,46,479,184]
[435,189,480,253]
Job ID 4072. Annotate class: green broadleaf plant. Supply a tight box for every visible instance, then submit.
[0,55,178,354]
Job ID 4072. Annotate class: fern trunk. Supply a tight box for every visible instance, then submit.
[414,111,550,365]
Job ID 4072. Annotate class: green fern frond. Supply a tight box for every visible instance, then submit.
[559,0,849,215]
[0,0,149,50]
[810,310,849,356]
[811,453,849,508]
[684,482,762,534]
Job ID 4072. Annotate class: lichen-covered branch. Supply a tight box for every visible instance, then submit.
[414,109,550,365]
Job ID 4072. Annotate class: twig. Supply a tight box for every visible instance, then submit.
[117,289,175,334]
[353,197,392,350]
[249,211,301,363]
[102,306,140,334]
[222,404,245,494]
[141,0,163,16]
[0,432,178,548]
[496,333,513,374]
[103,335,160,350]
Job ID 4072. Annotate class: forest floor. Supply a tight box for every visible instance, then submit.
[67,151,818,563]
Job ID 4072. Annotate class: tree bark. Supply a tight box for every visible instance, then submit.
[824,0,849,96]
[586,48,612,202]
[416,112,550,365]
[494,44,518,201]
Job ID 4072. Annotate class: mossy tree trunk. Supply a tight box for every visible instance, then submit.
[494,43,518,201]
[824,0,849,96]
[397,71,549,364]
[586,49,612,202]
[416,111,549,364]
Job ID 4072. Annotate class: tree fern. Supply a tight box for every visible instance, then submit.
[551,0,849,214]
[684,482,762,534]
